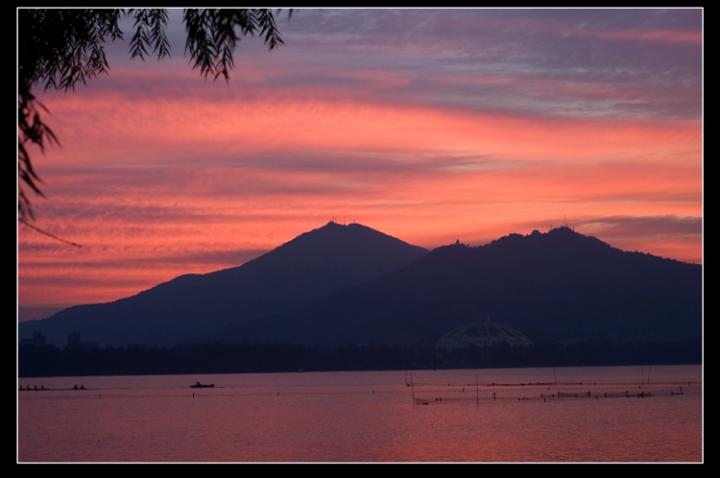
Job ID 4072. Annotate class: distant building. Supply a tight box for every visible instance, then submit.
[435,314,533,351]
[66,331,99,349]
[67,331,82,347]
[20,331,47,347]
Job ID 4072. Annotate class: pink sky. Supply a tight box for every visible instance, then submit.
[18,8,702,321]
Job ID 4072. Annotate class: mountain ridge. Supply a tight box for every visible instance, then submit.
[19,221,428,345]
[20,223,701,348]
[217,226,701,346]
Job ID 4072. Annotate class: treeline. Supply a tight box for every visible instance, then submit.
[18,340,701,377]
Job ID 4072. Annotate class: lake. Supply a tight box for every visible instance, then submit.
[18,365,702,462]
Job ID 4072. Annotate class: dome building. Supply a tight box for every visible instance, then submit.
[435,314,533,351]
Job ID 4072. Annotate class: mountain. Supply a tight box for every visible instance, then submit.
[221,227,702,346]
[19,222,427,346]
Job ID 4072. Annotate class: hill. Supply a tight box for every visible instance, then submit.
[19,222,427,345]
[222,227,701,346]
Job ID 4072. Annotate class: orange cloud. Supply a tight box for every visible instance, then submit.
[20,85,701,317]
[39,92,700,165]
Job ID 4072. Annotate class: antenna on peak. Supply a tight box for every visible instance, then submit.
[563,215,575,231]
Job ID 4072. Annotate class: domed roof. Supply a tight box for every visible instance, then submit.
[435,314,533,350]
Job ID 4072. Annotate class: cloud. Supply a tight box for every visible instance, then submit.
[19,8,702,313]
[574,215,702,238]
[39,92,701,173]
[44,8,701,124]
[21,248,266,271]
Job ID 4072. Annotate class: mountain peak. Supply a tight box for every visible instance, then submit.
[295,221,419,246]
[546,225,581,236]
[490,226,608,248]
[321,220,343,228]
[21,221,428,346]
[428,226,614,262]
[319,220,370,231]
[249,224,700,346]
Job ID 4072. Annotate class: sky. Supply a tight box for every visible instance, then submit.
[18,8,702,321]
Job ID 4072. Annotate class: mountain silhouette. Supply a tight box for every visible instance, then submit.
[19,222,427,346]
[220,227,701,346]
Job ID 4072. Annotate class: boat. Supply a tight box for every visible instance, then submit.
[190,382,215,389]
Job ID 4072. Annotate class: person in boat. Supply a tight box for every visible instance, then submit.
[191,381,214,388]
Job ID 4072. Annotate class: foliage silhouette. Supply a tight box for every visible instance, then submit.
[18,8,289,225]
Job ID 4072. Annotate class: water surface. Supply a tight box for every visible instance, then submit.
[18,365,702,462]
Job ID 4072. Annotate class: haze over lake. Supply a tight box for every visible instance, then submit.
[19,365,701,462]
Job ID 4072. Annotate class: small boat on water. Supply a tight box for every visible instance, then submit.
[190,381,214,389]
